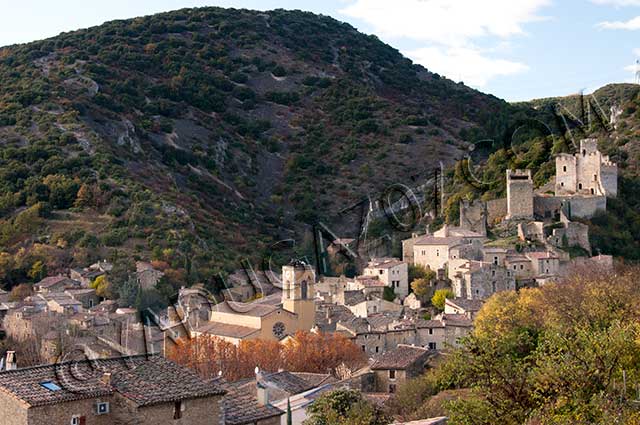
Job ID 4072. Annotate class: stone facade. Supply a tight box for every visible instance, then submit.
[506,169,534,220]
[449,260,515,300]
[362,259,409,299]
[486,198,508,224]
[533,194,606,220]
[459,199,487,236]
[555,139,617,198]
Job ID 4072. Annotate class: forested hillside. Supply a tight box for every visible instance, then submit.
[0,7,531,292]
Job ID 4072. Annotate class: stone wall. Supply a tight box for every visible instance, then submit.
[29,397,117,425]
[120,396,223,425]
[0,392,29,425]
[518,221,544,242]
[486,198,507,224]
[459,199,487,235]
[533,195,606,220]
[506,170,534,220]
[548,222,591,253]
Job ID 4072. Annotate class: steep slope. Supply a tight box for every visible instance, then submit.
[0,7,531,289]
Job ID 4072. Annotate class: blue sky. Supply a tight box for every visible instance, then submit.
[0,0,638,101]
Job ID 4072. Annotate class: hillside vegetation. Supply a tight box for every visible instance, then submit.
[0,7,531,292]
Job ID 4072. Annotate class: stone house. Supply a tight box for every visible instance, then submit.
[0,354,226,425]
[135,261,165,290]
[449,260,515,300]
[64,289,99,309]
[346,296,403,318]
[525,251,561,279]
[410,226,485,276]
[370,345,432,393]
[504,254,534,281]
[34,276,80,293]
[444,298,484,320]
[69,268,104,288]
[363,258,409,299]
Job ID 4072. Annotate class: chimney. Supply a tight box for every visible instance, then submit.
[6,351,16,371]
[257,382,269,406]
[101,372,111,386]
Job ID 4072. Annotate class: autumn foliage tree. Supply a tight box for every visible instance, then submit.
[168,331,366,382]
[393,266,640,424]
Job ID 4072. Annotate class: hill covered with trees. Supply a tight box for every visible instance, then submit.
[0,7,533,293]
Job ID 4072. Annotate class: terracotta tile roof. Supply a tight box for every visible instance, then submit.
[343,291,366,306]
[355,276,387,288]
[413,236,464,246]
[195,321,260,339]
[366,259,405,269]
[525,251,560,260]
[36,276,76,289]
[441,314,473,327]
[290,372,338,388]
[371,345,430,370]
[215,301,279,317]
[0,355,225,407]
[221,381,283,425]
[446,298,484,312]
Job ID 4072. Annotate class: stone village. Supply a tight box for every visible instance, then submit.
[0,139,617,424]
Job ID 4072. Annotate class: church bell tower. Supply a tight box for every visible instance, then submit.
[281,260,316,331]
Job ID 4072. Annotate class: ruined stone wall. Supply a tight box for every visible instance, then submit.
[548,222,591,253]
[518,222,544,242]
[601,164,618,197]
[533,195,606,220]
[486,198,507,224]
[506,170,534,220]
[555,154,577,195]
[459,199,487,235]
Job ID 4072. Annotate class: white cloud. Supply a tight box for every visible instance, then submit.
[340,0,550,46]
[634,48,640,56]
[407,46,529,87]
[339,0,548,86]
[597,15,640,29]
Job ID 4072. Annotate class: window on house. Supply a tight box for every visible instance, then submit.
[40,381,62,391]
[429,328,433,335]
[379,270,383,275]
[578,183,583,190]
[375,346,379,353]
[560,182,564,187]
[362,345,366,352]
[491,270,496,277]
[513,265,517,270]
[492,282,496,292]
[174,401,184,419]
[594,174,597,181]
[493,256,498,265]
[520,265,524,270]
[389,384,397,393]
[582,149,586,156]
[436,249,440,257]
[428,342,437,350]
[389,370,396,379]
[563,165,567,172]
[591,188,595,195]
[71,416,84,425]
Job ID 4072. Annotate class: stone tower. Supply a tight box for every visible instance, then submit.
[506,169,533,220]
[555,139,617,198]
[281,260,316,331]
